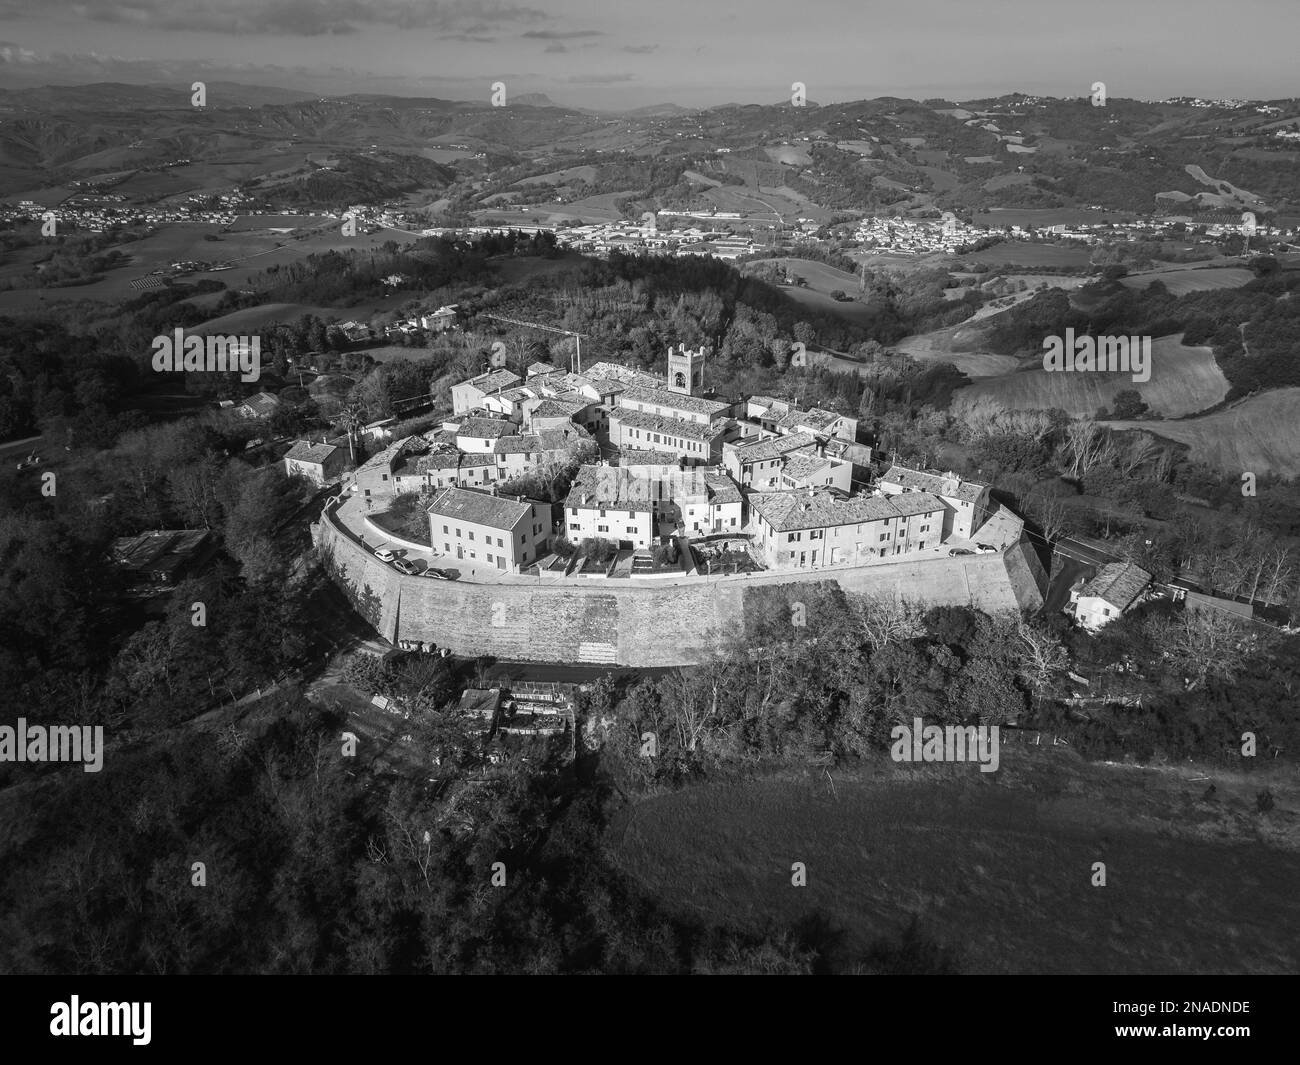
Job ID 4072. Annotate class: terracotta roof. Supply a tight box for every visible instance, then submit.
[610,407,729,442]
[727,431,818,463]
[1078,562,1151,611]
[751,488,944,533]
[284,441,340,464]
[457,418,515,439]
[619,385,730,418]
[427,487,536,530]
[494,434,542,455]
[880,464,987,504]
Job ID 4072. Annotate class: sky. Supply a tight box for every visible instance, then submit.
[0,0,1296,109]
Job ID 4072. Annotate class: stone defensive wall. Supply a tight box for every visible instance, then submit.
[313,507,1046,667]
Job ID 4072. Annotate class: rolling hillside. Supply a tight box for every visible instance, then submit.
[955,334,1228,418]
[1104,387,1300,478]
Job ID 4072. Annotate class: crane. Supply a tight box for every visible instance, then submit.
[477,312,590,374]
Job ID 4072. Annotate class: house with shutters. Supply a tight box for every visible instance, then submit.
[283,439,348,485]
[749,487,946,569]
[1068,562,1152,630]
[426,488,550,573]
[876,464,991,541]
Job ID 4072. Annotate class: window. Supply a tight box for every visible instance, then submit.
[570,508,578,516]
[444,543,450,552]
[598,524,609,533]
[443,525,449,534]
[879,533,889,542]
[627,526,637,534]
[468,531,474,541]
[920,524,930,533]
[569,523,581,531]
[1103,607,1112,617]
[455,527,462,537]
[486,553,494,563]
[600,508,607,517]
[497,537,504,547]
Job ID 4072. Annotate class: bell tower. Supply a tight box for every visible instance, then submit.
[667,343,703,396]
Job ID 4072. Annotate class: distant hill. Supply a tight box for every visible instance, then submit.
[0,81,319,110]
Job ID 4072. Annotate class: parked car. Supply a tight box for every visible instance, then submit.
[948,547,974,556]
[975,543,997,553]
[393,558,418,575]
[422,567,449,580]
[374,547,396,562]
[15,452,40,471]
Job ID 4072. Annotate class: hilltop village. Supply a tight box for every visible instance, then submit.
[301,343,1027,590]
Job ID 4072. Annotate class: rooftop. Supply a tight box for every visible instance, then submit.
[284,440,341,465]
[619,385,731,418]
[880,464,987,504]
[427,487,537,530]
[727,431,819,463]
[494,434,543,455]
[457,418,516,440]
[566,464,711,511]
[751,488,945,533]
[1078,562,1152,611]
[464,368,522,394]
[610,407,730,442]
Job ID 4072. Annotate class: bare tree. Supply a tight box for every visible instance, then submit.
[852,593,924,652]
[1026,490,1070,543]
[1014,617,1068,708]
[1145,609,1250,690]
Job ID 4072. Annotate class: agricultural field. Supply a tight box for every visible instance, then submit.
[0,220,418,312]
[972,208,1136,229]
[959,242,1093,269]
[741,257,859,295]
[607,755,1300,974]
[186,302,363,334]
[1118,266,1255,295]
[956,334,1229,418]
[1104,388,1300,479]
[891,325,1022,378]
[511,164,597,187]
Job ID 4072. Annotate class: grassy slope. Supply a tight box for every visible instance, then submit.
[956,334,1228,418]
[1105,387,1300,478]
[607,753,1300,974]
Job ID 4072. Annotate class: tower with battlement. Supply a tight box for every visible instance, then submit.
[667,343,704,396]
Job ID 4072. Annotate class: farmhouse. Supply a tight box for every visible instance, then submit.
[427,488,550,573]
[233,391,281,420]
[284,440,348,485]
[1069,562,1152,630]
[749,488,946,569]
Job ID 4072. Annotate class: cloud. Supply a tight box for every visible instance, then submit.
[543,43,567,53]
[560,72,636,84]
[621,44,658,54]
[0,1,550,37]
[521,29,603,40]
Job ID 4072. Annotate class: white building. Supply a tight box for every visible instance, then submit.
[426,488,550,573]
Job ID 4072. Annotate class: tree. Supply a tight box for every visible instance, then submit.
[1014,617,1068,710]
[1111,390,1148,420]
